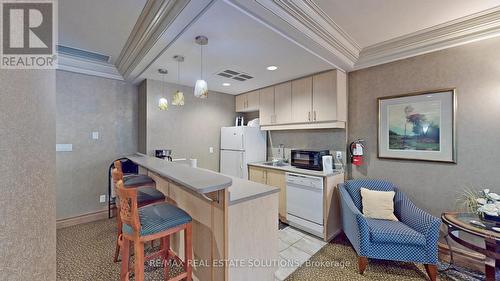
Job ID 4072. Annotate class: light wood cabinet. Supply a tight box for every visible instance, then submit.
[291,76,313,123]
[259,86,275,125]
[274,82,292,124]
[246,90,259,111]
[235,94,246,112]
[259,70,347,130]
[248,166,266,184]
[235,90,260,112]
[312,70,347,122]
[265,169,286,222]
[248,166,286,222]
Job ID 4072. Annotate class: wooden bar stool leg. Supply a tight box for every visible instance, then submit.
[162,236,170,279]
[184,224,193,281]
[120,237,130,281]
[114,216,123,263]
[134,240,145,281]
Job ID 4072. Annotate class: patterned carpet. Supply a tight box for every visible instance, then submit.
[57,219,483,281]
[56,218,182,281]
[285,234,483,281]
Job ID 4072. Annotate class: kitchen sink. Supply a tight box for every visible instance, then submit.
[262,161,289,167]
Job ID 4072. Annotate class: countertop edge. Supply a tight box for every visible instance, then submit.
[228,186,280,206]
[127,154,233,194]
[248,162,343,177]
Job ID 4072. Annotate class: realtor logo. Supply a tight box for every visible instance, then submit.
[1,1,56,69]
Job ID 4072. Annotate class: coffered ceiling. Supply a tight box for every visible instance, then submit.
[58,0,147,64]
[58,0,500,94]
[314,0,500,47]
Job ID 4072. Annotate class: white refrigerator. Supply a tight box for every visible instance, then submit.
[220,126,266,179]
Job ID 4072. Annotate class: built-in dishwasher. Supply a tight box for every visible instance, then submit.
[286,172,324,238]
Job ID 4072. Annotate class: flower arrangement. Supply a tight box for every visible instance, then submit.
[458,189,500,220]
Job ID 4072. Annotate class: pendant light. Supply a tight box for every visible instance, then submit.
[158,69,169,111]
[172,55,185,106]
[194,35,208,98]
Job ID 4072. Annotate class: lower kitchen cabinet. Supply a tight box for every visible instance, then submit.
[248,166,286,222]
[248,165,344,241]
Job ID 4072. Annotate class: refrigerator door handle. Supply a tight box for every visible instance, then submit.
[240,154,244,177]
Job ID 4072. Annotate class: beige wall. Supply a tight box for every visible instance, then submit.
[56,70,138,219]
[348,36,500,216]
[0,70,56,280]
[139,79,236,171]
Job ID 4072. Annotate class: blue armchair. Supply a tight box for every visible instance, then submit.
[339,179,441,281]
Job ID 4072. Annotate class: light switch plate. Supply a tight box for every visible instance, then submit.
[99,195,106,203]
[92,131,99,140]
[56,144,72,152]
[209,147,214,153]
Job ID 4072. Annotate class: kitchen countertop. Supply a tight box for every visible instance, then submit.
[127,153,232,194]
[248,162,343,177]
[127,153,279,205]
[226,175,279,206]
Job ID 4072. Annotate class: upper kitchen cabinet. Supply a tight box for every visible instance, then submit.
[235,90,259,112]
[291,76,313,123]
[259,86,275,126]
[274,82,292,124]
[312,70,347,123]
[260,69,347,130]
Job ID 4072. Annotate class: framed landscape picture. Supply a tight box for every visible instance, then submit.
[378,89,456,163]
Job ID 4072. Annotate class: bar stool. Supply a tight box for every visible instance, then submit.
[114,160,156,187]
[112,161,166,263]
[116,179,193,281]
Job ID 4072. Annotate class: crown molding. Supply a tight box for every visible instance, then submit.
[254,0,360,68]
[57,54,124,81]
[115,0,190,80]
[356,6,500,69]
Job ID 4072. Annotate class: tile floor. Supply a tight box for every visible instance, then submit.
[275,226,327,281]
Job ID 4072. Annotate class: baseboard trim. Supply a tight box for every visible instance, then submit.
[56,209,109,229]
[438,241,485,273]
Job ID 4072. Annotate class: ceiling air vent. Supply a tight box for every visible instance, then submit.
[57,45,111,63]
[216,69,254,81]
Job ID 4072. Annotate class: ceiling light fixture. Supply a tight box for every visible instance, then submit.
[158,69,169,111]
[194,35,208,98]
[266,65,278,71]
[222,82,231,87]
[172,55,185,106]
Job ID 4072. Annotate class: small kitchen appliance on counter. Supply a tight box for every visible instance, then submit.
[155,149,172,161]
[291,149,329,171]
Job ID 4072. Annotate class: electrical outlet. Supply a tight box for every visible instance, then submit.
[99,195,106,203]
[336,151,343,160]
[209,147,214,153]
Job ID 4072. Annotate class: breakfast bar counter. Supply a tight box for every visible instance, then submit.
[127,153,280,281]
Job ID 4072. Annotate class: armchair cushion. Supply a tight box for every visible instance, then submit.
[366,218,426,246]
[361,188,398,221]
[344,179,396,211]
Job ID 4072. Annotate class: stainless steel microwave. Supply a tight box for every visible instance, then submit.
[291,149,329,171]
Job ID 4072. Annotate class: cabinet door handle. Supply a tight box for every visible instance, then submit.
[308,111,311,121]
[314,111,317,121]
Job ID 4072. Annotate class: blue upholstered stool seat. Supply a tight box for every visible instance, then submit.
[123,203,192,236]
[137,186,165,205]
[366,218,426,246]
[123,174,155,187]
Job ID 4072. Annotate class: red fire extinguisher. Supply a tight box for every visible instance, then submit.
[350,140,365,166]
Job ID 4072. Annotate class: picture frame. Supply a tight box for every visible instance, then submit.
[378,89,457,163]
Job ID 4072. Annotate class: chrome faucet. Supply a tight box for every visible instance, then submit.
[278,144,285,162]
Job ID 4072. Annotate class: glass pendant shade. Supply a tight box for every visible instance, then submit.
[194,79,208,98]
[158,97,169,111]
[172,90,185,105]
